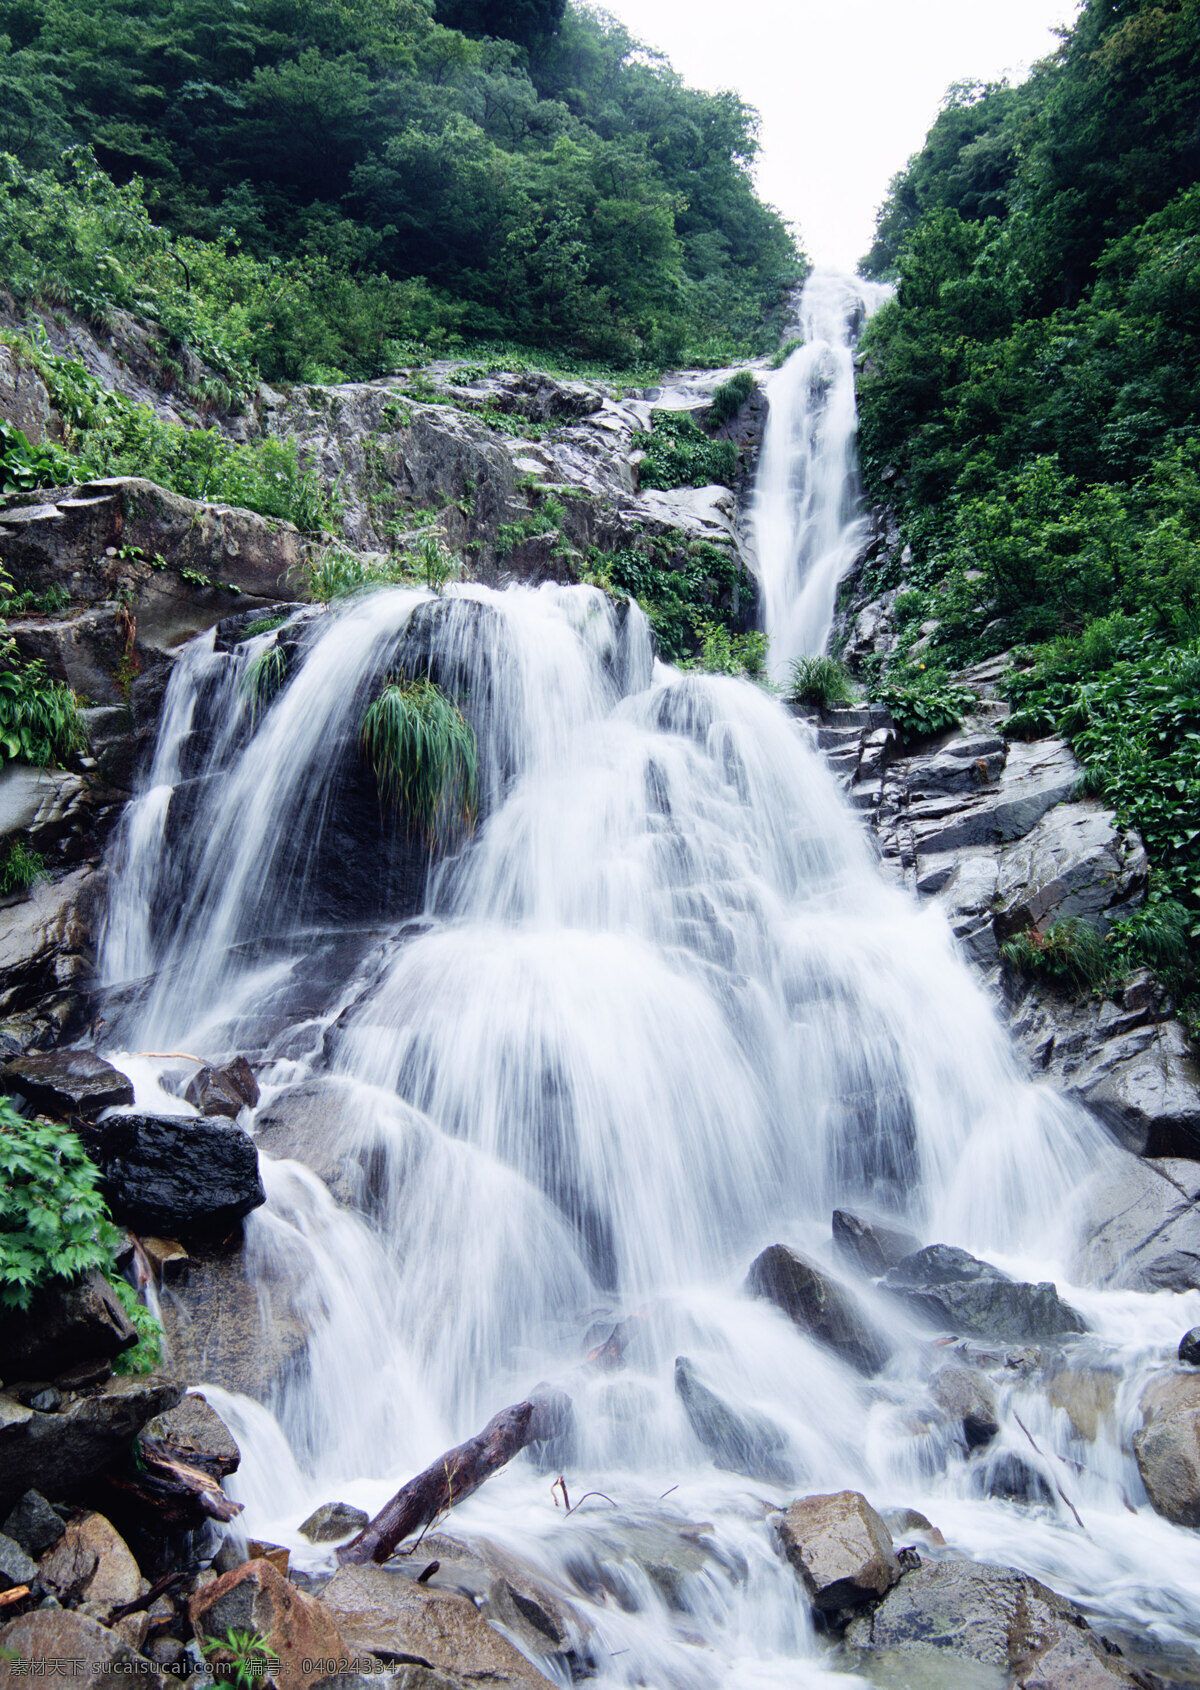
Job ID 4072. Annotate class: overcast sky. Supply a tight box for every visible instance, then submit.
[599,0,1079,271]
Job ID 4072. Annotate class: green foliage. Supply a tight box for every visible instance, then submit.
[200,1630,279,1690]
[0,1098,114,1298]
[872,676,977,743]
[1000,917,1112,993]
[305,544,417,602]
[634,412,738,490]
[0,840,44,894]
[360,676,478,847]
[244,644,287,716]
[0,418,73,494]
[689,621,767,679]
[0,656,86,766]
[243,615,289,639]
[1109,897,1192,979]
[789,654,855,709]
[416,535,458,594]
[600,539,747,664]
[771,337,803,370]
[111,1274,163,1374]
[706,370,755,429]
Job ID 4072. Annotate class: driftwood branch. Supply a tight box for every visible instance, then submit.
[338,1388,572,1566]
[103,1436,243,1531]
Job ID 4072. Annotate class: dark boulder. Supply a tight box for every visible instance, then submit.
[973,1450,1056,1508]
[0,1530,36,1591]
[144,1391,240,1479]
[0,1051,132,1119]
[832,1210,920,1278]
[88,1113,265,1237]
[673,1357,793,1485]
[184,1058,259,1119]
[2,1489,64,1557]
[1180,1328,1200,1367]
[0,1374,182,1512]
[1075,1156,1200,1293]
[882,1245,1086,1341]
[0,1270,136,1381]
[745,1245,891,1375]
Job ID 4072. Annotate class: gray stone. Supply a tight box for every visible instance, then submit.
[882,1246,1085,1341]
[673,1356,793,1484]
[38,1512,142,1616]
[931,1364,999,1449]
[1075,1155,1200,1292]
[157,1235,310,1403]
[184,1058,260,1118]
[0,1609,155,1682]
[144,1391,240,1477]
[0,1530,36,1591]
[1134,1372,1200,1527]
[1180,1328,1200,1366]
[2,1491,64,1558]
[1069,1020,1200,1159]
[0,1374,182,1512]
[396,1532,589,1667]
[832,1209,921,1278]
[298,1503,368,1544]
[993,804,1147,940]
[745,1245,891,1375]
[0,1049,132,1119]
[88,1112,265,1237]
[775,1490,902,1612]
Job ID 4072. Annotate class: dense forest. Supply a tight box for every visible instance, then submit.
[0,0,801,379]
[856,0,1200,992]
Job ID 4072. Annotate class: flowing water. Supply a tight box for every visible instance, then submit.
[95,273,1200,1687]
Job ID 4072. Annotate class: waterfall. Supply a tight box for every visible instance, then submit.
[95,305,1200,1684]
[752,270,890,678]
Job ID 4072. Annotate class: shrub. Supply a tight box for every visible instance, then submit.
[305,545,410,602]
[789,654,855,709]
[691,621,768,678]
[1109,897,1191,978]
[0,841,45,895]
[634,412,738,490]
[1000,918,1111,992]
[360,677,478,848]
[872,676,978,742]
[0,418,73,495]
[706,370,755,429]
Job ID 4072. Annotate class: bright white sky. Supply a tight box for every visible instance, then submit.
[599,0,1080,270]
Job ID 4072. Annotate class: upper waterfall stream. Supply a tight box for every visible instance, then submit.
[96,274,1200,1689]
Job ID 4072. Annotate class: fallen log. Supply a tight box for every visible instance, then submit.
[102,1435,244,1531]
[338,1387,572,1566]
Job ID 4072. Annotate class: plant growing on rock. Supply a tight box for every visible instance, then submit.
[706,370,755,429]
[871,676,978,743]
[634,412,738,490]
[0,655,86,767]
[789,655,855,709]
[244,644,288,717]
[0,841,46,895]
[360,676,477,848]
[200,1629,279,1690]
[1000,918,1111,993]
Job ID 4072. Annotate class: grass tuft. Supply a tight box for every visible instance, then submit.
[789,654,855,709]
[360,676,477,849]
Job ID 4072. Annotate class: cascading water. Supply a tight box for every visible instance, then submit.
[95,283,1200,1687]
[752,270,889,681]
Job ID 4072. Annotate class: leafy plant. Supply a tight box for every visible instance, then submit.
[771,336,803,369]
[634,412,738,490]
[0,841,45,895]
[706,370,756,429]
[305,545,410,602]
[0,419,73,495]
[789,654,855,709]
[0,657,86,766]
[691,621,768,678]
[1000,918,1112,993]
[417,534,458,594]
[200,1629,279,1690]
[360,677,477,848]
[872,677,977,743]
[603,539,746,663]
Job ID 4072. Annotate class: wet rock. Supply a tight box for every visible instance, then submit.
[1046,1364,1119,1442]
[189,1558,349,1689]
[401,1532,589,1669]
[882,1507,945,1547]
[0,1049,132,1118]
[0,1374,182,1513]
[320,1562,556,1688]
[1070,1020,1200,1160]
[1180,1328,1200,1367]
[298,1503,368,1544]
[775,1490,902,1613]
[832,1209,921,1278]
[931,1364,1000,1449]
[1075,1156,1200,1292]
[252,1076,394,1205]
[156,1234,308,1402]
[974,1450,1056,1508]
[556,1506,724,1612]
[0,1609,155,1681]
[38,1512,142,1617]
[843,1559,1139,1686]
[1134,1371,1200,1526]
[184,1058,260,1118]
[674,1356,793,1484]
[143,1391,239,1478]
[992,805,1147,941]
[2,1490,65,1557]
[0,1530,36,1591]
[0,1269,137,1380]
[746,1245,891,1375]
[88,1113,265,1237]
[882,1245,1085,1341]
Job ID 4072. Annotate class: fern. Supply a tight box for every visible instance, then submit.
[360,676,477,848]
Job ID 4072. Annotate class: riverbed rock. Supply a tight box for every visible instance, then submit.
[298,1502,368,1544]
[831,1209,921,1278]
[156,1233,309,1402]
[0,1049,132,1118]
[745,1245,891,1375]
[1075,1155,1200,1292]
[143,1391,240,1478]
[1180,1328,1200,1366]
[88,1112,265,1237]
[842,1558,1140,1686]
[320,1561,557,1688]
[184,1057,260,1117]
[2,1490,64,1557]
[674,1355,793,1483]
[882,1245,1085,1340]
[0,1269,137,1381]
[190,1558,349,1689]
[931,1363,1000,1449]
[775,1490,902,1613]
[1134,1371,1200,1526]
[0,1374,182,1512]
[38,1512,143,1616]
[0,1609,155,1682]
[0,1530,36,1592]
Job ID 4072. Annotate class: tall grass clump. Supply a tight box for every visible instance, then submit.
[243,643,287,716]
[1000,918,1111,992]
[788,654,855,709]
[360,677,477,848]
[706,370,756,429]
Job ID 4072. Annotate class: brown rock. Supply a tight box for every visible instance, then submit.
[1047,1365,1119,1443]
[0,1050,133,1119]
[321,1561,557,1688]
[0,1609,154,1682]
[775,1490,902,1612]
[189,1558,349,1689]
[38,1512,143,1617]
[247,1540,290,1577]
